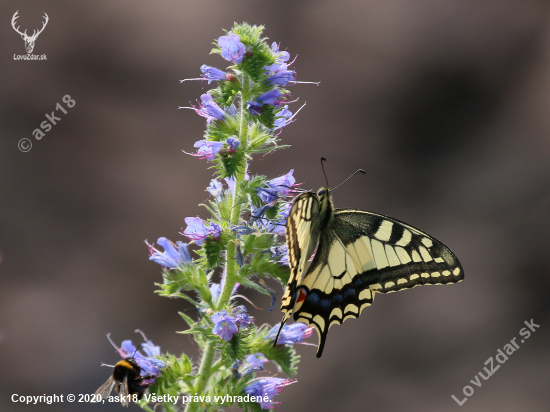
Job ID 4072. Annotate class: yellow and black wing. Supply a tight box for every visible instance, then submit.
[293,208,463,357]
[279,193,320,325]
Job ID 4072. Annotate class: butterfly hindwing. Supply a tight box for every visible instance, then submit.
[292,226,376,357]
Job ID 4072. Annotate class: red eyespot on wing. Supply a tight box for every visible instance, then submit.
[296,288,307,303]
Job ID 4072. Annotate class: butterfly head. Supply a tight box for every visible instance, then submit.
[316,187,330,200]
[316,187,335,225]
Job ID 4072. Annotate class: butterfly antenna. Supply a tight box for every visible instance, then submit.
[331,169,366,192]
[321,157,329,187]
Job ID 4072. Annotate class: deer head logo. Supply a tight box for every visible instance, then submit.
[11,11,49,54]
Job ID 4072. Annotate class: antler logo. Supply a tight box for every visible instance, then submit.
[11,11,49,54]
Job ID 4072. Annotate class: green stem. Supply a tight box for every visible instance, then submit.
[215,73,250,310]
[139,404,155,412]
[210,357,224,375]
[184,73,251,412]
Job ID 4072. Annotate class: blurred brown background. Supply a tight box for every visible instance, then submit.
[1,0,550,411]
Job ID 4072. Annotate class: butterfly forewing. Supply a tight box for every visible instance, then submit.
[333,209,463,292]
[285,193,320,277]
[280,193,321,322]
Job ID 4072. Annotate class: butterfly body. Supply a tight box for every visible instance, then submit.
[279,187,464,357]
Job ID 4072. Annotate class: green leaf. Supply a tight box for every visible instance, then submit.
[178,311,196,328]
[254,339,300,377]
[237,276,272,297]
[220,328,254,363]
[203,232,229,269]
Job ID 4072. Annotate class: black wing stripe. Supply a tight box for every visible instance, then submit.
[388,222,405,244]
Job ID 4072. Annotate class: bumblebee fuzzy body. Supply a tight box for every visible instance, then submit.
[93,358,152,406]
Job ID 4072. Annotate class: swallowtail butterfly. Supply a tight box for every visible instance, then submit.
[276,177,464,357]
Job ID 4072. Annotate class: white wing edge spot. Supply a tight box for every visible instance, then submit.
[344,304,359,315]
[359,289,372,300]
[313,315,325,331]
[330,308,342,320]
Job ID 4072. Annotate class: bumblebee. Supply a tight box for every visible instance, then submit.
[93,332,165,406]
[93,357,155,406]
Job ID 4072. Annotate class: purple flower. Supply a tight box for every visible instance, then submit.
[211,310,239,341]
[262,202,290,235]
[218,33,246,63]
[107,333,166,379]
[226,137,240,152]
[210,272,240,303]
[268,169,297,195]
[208,222,222,238]
[135,329,161,358]
[191,94,227,123]
[192,140,224,161]
[274,106,293,130]
[246,353,268,370]
[246,101,263,116]
[210,283,221,301]
[233,305,254,328]
[224,166,250,195]
[266,70,295,86]
[247,90,286,116]
[207,179,223,201]
[147,237,191,268]
[264,322,313,346]
[244,377,297,409]
[236,241,244,267]
[270,244,289,266]
[270,42,290,63]
[264,62,295,86]
[182,217,222,246]
[257,90,284,106]
[231,226,258,236]
[250,200,277,223]
[258,169,298,204]
[200,64,227,84]
[253,200,291,235]
[262,43,296,86]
